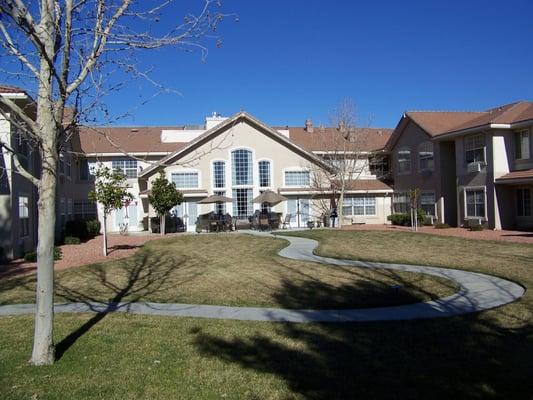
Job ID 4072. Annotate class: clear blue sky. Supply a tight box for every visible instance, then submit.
[30,1,533,128]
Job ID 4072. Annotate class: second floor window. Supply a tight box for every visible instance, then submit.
[284,170,310,186]
[112,159,138,179]
[213,161,225,188]
[258,160,271,187]
[172,172,199,189]
[465,134,485,164]
[418,142,434,171]
[516,129,530,159]
[397,148,411,174]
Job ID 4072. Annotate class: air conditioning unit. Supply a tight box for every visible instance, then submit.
[466,218,483,227]
[467,162,483,173]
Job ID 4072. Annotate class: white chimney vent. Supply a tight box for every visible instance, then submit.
[205,112,228,130]
[305,119,314,133]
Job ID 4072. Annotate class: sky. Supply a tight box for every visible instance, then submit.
[7,0,533,129]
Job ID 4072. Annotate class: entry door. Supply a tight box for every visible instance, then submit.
[287,198,310,227]
[172,201,198,231]
[114,202,138,231]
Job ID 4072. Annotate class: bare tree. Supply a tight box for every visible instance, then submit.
[308,100,370,226]
[0,0,232,365]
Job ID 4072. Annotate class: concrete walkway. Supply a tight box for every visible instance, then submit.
[0,232,525,323]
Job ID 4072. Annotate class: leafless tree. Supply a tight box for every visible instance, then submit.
[0,0,233,365]
[307,100,371,226]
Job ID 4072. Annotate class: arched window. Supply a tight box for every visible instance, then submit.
[258,160,271,187]
[213,161,225,188]
[397,147,411,174]
[418,142,434,171]
[232,149,253,186]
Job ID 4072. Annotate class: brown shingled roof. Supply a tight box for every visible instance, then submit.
[495,169,533,183]
[286,127,393,152]
[0,85,26,94]
[405,101,533,138]
[76,126,187,154]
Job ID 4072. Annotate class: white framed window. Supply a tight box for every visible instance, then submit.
[465,188,486,218]
[232,188,253,217]
[18,195,29,238]
[284,170,310,186]
[171,172,199,189]
[112,158,138,179]
[465,134,485,164]
[232,149,253,186]
[420,192,436,216]
[418,142,434,171]
[517,188,531,217]
[397,147,411,174]
[258,160,271,188]
[213,161,225,188]
[343,196,376,216]
[515,129,530,160]
[393,192,409,213]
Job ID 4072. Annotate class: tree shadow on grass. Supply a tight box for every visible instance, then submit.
[192,274,531,399]
[54,249,201,360]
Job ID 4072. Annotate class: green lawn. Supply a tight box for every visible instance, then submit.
[0,230,531,399]
[0,233,454,309]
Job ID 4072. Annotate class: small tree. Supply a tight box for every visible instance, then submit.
[89,166,133,256]
[409,188,421,232]
[148,172,183,236]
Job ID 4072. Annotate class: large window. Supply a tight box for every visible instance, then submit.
[213,161,225,188]
[516,130,530,160]
[232,149,253,185]
[284,170,310,186]
[74,201,97,220]
[19,195,29,237]
[465,188,485,218]
[465,134,485,164]
[420,192,436,216]
[517,188,531,217]
[418,142,434,171]
[342,196,376,216]
[171,172,199,189]
[397,148,411,174]
[393,192,409,213]
[112,159,138,179]
[232,188,253,217]
[79,159,91,181]
[258,160,271,187]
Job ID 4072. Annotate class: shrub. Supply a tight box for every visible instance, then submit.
[64,236,81,245]
[65,219,100,240]
[435,223,450,229]
[85,219,101,237]
[24,247,62,262]
[469,224,484,231]
[388,213,410,226]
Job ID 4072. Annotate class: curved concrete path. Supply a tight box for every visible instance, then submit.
[0,232,525,323]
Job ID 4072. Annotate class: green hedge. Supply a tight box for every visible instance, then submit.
[64,236,81,245]
[24,247,62,262]
[64,219,101,240]
[387,209,426,226]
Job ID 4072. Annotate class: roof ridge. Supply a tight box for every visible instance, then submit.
[490,101,528,123]
[406,110,487,114]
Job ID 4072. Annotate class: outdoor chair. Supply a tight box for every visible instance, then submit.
[282,214,292,229]
[259,216,270,231]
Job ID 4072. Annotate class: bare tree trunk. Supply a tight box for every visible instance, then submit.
[31,166,57,365]
[338,188,345,228]
[160,214,165,236]
[102,214,108,256]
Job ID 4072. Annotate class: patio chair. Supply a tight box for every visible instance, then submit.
[259,216,270,231]
[282,214,292,229]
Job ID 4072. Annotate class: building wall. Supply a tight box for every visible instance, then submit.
[390,120,443,222]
